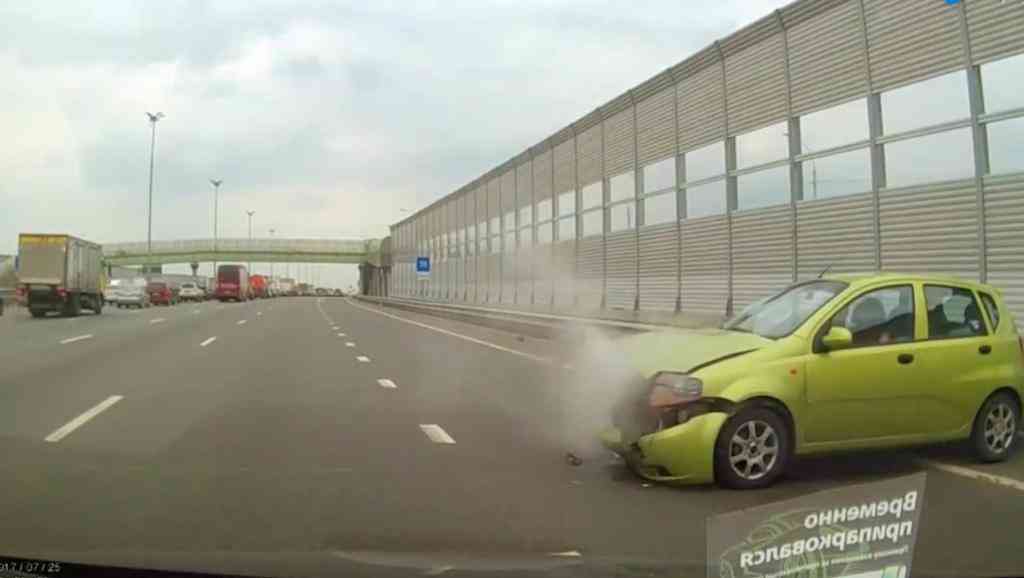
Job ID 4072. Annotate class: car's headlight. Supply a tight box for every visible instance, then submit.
[648,372,703,408]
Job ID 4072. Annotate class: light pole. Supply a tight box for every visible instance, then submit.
[145,112,165,273]
[210,179,222,276]
[269,228,275,279]
[246,210,255,273]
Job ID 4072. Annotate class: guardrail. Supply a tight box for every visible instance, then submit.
[352,295,718,339]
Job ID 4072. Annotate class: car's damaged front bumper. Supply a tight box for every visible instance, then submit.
[600,412,728,485]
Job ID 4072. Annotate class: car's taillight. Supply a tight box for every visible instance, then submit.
[56,287,66,298]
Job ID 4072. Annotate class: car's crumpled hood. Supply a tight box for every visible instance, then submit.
[617,328,772,379]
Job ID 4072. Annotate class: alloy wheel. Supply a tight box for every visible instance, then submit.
[984,402,1016,455]
[728,420,779,480]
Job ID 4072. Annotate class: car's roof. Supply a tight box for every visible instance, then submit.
[821,272,995,291]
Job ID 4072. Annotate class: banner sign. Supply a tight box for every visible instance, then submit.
[708,473,926,578]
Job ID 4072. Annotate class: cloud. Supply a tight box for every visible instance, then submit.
[0,0,793,287]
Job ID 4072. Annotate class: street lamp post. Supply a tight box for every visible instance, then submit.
[210,179,223,276]
[269,228,275,279]
[246,210,255,273]
[145,112,165,272]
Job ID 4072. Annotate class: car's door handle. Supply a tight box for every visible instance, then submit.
[897,353,915,365]
[979,344,992,355]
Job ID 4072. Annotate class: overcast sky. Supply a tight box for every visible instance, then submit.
[1,0,791,287]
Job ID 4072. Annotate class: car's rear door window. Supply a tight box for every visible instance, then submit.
[924,285,987,339]
[980,292,1001,331]
[829,285,915,347]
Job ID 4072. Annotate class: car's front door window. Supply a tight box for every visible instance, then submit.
[828,285,915,347]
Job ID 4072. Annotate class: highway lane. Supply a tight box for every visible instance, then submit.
[1,297,1024,577]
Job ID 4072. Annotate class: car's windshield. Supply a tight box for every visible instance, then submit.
[723,280,847,339]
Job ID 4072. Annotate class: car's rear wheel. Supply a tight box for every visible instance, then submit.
[714,407,790,489]
[971,392,1019,463]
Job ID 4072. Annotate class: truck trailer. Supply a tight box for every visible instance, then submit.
[18,234,105,318]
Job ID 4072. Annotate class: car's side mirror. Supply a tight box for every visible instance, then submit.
[821,326,853,351]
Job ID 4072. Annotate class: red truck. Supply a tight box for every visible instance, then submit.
[249,274,268,299]
[215,265,249,302]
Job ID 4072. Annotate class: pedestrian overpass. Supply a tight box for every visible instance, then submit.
[103,238,386,267]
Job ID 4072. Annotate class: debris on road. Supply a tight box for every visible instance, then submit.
[565,452,583,466]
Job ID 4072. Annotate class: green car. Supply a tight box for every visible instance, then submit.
[601,273,1024,489]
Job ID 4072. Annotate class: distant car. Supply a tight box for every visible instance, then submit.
[178,282,204,302]
[146,281,176,306]
[114,277,150,309]
[333,289,344,297]
[104,279,124,305]
[602,273,1024,489]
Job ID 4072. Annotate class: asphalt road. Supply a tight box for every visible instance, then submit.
[1,297,1023,578]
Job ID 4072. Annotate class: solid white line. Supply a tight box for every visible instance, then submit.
[60,334,94,345]
[356,355,370,363]
[345,341,356,347]
[377,379,397,389]
[44,396,123,442]
[419,424,456,444]
[917,459,1024,493]
[345,299,555,365]
[150,318,166,324]
[200,337,217,347]
[237,320,247,325]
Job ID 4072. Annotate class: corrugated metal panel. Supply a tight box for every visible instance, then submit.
[864,0,965,91]
[533,243,553,306]
[502,253,516,304]
[577,124,603,188]
[534,149,553,201]
[796,192,876,279]
[465,255,477,302]
[476,185,488,220]
[552,241,575,310]
[604,106,636,176]
[637,84,676,166]
[965,0,1024,65]
[984,173,1024,320]
[516,248,532,305]
[489,254,502,302]
[501,169,517,212]
[476,256,488,303]
[487,178,501,217]
[605,230,637,310]
[731,205,794,311]
[639,223,679,311]
[678,63,726,153]
[681,215,730,314]
[724,31,789,135]
[787,0,868,115]
[517,160,533,208]
[879,179,980,279]
[576,237,604,310]
[553,139,576,195]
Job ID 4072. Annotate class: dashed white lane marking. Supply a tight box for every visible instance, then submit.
[917,459,1024,493]
[332,326,340,331]
[419,424,456,444]
[149,318,166,324]
[256,311,263,317]
[44,396,123,442]
[345,341,356,347]
[200,337,217,347]
[377,379,397,389]
[193,309,200,314]
[548,551,582,558]
[337,332,347,337]
[60,334,94,345]
[315,298,334,324]
[345,299,555,366]
[356,355,370,363]
[237,320,247,325]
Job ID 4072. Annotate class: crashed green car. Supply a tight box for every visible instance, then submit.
[601,273,1024,489]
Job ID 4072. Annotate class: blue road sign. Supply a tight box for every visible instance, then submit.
[416,257,430,274]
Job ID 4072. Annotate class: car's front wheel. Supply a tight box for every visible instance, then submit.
[971,392,1019,463]
[714,407,791,489]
